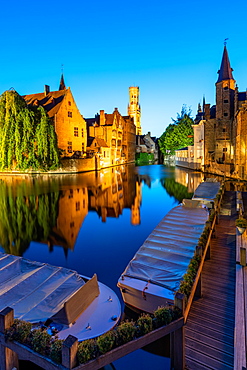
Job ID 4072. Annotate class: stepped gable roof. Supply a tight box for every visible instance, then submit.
[23,89,67,117]
[105,113,114,126]
[217,46,234,83]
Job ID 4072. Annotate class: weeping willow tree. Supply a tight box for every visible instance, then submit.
[35,107,60,170]
[0,90,60,171]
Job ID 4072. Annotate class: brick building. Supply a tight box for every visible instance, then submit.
[85,108,136,167]
[24,78,137,171]
[192,45,247,179]
[23,75,87,157]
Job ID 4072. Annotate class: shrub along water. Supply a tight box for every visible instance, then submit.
[5,306,181,365]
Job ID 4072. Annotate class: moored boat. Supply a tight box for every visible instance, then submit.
[117,201,209,313]
[192,179,221,208]
[0,252,121,341]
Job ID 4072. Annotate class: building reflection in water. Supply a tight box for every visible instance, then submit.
[0,164,142,256]
[174,167,203,193]
[160,168,204,203]
[0,165,205,257]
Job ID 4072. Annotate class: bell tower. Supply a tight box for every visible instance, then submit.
[128,86,141,135]
[216,45,235,120]
[215,44,235,163]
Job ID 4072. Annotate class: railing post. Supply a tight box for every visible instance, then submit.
[212,222,217,238]
[240,247,246,267]
[205,240,211,260]
[195,275,202,298]
[174,292,185,315]
[170,293,185,370]
[196,245,202,257]
[62,335,78,369]
[0,307,19,370]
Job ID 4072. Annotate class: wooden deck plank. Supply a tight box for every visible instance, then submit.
[189,306,235,324]
[200,292,235,305]
[190,301,235,317]
[185,321,234,344]
[186,328,234,354]
[201,284,235,298]
[186,332,234,363]
[202,276,235,288]
[186,345,234,370]
[187,312,234,332]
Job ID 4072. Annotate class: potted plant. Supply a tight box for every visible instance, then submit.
[235,218,247,234]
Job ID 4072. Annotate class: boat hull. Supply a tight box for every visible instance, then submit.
[118,276,174,314]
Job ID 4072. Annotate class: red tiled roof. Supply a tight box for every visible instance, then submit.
[23,89,67,117]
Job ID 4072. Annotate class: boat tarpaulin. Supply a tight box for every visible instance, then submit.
[122,204,208,291]
[0,253,99,324]
[192,181,221,202]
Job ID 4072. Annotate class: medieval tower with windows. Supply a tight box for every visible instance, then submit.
[128,86,141,135]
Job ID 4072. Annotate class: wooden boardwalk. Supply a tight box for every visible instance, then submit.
[185,191,236,370]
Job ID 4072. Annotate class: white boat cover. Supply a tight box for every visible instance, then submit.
[0,252,93,323]
[121,204,208,291]
[192,181,221,202]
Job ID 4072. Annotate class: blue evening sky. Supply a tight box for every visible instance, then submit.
[1,0,247,137]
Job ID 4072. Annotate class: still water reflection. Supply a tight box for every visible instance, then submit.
[0,164,203,369]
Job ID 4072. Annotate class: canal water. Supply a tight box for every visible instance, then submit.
[0,164,204,369]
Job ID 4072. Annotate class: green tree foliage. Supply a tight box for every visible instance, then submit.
[160,178,193,203]
[35,107,60,170]
[158,105,194,156]
[0,90,60,171]
[0,181,60,256]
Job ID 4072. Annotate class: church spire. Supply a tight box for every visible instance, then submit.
[217,45,234,83]
[59,73,66,90]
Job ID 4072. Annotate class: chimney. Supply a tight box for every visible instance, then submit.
[204,104,211,120]
[44,85,50,96]
[148,131,151,137]
[99,110,105,126]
